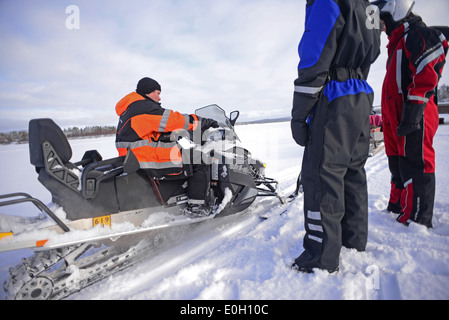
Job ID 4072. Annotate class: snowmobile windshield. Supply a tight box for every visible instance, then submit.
[195,105,231,128]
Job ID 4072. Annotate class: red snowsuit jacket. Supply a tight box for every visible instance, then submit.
[381,16,448,173]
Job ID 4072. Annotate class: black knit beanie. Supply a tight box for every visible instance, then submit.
[136,77,161,95]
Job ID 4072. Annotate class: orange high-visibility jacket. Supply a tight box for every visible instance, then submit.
[115,92,198,175]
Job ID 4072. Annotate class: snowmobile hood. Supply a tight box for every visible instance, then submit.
[115,92,146,116]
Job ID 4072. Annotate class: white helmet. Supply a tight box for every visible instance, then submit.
[372,0,415,22]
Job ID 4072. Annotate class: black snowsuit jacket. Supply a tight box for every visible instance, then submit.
[291,0,381,271]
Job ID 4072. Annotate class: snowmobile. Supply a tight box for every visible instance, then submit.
[369,126,384,156]
[0,104,284,300]
[369,109,384,157]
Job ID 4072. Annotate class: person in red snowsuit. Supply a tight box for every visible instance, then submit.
[373,0,448,227]
[370,114,382,128]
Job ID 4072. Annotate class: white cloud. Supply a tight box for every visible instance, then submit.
[0,0,448,132]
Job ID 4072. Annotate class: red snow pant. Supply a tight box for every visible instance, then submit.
[382,96,439,228]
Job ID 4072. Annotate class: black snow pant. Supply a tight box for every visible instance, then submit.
[145,148,211,204]
[186,148,211,204]
[187,163,211,204]
[388,154,436,228]
[294,92,371,271]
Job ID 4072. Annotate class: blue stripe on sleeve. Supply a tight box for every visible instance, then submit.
[298,0,340,70]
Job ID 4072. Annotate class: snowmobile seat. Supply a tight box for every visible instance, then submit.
[29,118,73,172]
[28,119,124,220]
[29,119,122,193]
[28,118,187,220]
[29,118,83,196]
[81,156,125,200]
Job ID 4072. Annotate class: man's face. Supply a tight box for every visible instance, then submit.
[147,90,161,103]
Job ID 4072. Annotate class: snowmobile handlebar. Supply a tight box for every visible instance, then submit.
[0,193,70,233]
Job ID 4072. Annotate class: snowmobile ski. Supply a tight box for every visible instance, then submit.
[0,209,219,253]
[259,171,304,221]
[369,141,385,157]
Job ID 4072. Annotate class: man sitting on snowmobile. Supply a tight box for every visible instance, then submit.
[115,77,218,216]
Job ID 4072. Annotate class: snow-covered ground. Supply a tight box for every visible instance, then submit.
[1,115,449,300]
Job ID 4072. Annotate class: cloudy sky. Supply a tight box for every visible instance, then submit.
[1,0,448,131]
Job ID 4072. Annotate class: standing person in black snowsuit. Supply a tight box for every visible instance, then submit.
[291,0,381,273]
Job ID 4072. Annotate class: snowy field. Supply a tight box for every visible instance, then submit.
[1,116,449,300]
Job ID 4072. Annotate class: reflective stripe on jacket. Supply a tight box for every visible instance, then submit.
[292,0,381,144]
[115,92,198,173]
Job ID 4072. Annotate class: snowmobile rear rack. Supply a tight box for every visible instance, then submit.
[0,193,70,233]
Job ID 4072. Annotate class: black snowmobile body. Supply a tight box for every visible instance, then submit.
[8,104,280,231]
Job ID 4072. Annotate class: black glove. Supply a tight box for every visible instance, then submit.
[200,117,219,132]
[291,86,317,147]
[291,120,309,147]
[397,101,426,137]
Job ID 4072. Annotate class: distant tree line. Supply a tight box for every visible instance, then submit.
[1,84,449,145]
[0,131,29,145]
[0,125,116,145]
[63,126,116,138]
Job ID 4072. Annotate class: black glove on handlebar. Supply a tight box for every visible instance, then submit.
[199,117,219,132]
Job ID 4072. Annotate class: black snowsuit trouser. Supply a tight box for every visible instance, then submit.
[144,148,211,204]
[187,163,211,203]
[186,148,211,204]
[295,83,372,271]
